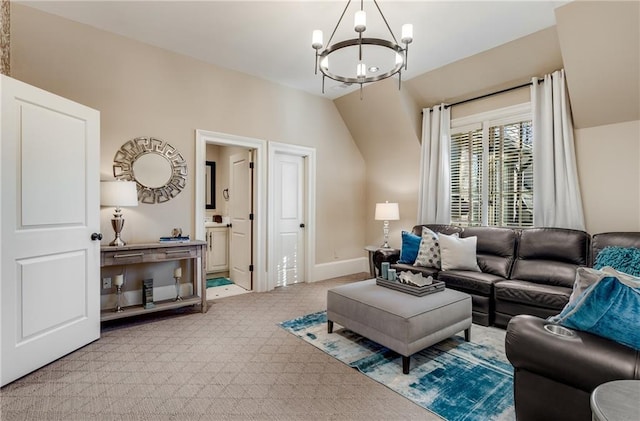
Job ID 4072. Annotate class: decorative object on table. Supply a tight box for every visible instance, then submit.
[376,277,444,297]
[159,235,190,243]
[112,136,187,204]
[113,274,125,312]
[142,278,154,309]
[387,268,397,281]
[100,180,138,247]
[398,271,433,287]
[174,267,183,301]
[280,311,513,421]
[375,201,400,248]
[381,262,390,280]
[171,228,182,237]
[311,0,413,98]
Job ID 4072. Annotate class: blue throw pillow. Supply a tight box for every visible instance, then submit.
[594,246,640,277]
[549,267,640,351]
[398,230,421,264]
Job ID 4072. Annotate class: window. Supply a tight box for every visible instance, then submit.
[450,104,533,227]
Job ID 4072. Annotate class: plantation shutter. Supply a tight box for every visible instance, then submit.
[450,108,533,228]
[487,121,533,227]
[451,125,483,226]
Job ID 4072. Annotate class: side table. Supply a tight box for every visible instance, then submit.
[590,380,640,421]
[364,245,380,277]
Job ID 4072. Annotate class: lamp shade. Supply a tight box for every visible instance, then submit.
[375,202,399,220]
[100,181,138,207]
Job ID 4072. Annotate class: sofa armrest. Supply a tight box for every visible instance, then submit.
[373,248,400,272]
[505,315,640,392]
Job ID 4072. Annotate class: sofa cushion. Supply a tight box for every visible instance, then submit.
[411,224,463,237]
[549,267,640,351]
[461,226,518,278]
[592,232,640,264]
[439,234,481,272]
[438,270,504,296]
[510,228,590,288]
[398,230,421,264]
[593,246,640,276]
[495,280,571,310]
[414,226,442,268]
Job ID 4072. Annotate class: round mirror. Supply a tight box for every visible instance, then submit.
[133,153,172,188]
[112,137,187,204]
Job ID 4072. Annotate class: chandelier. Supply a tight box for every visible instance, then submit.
[312,0,413,97]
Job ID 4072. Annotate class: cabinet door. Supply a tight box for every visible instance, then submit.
[206,227,228,272]
[205,228,215,272]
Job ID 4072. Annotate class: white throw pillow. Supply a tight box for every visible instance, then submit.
[439,234,481,272]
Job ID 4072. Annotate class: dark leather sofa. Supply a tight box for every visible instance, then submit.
[374,225,590,327]
[505,232,640,421]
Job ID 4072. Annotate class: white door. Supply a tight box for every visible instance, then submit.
[0,76,101,387]
[274,153,305,287]
[229,151,252,290]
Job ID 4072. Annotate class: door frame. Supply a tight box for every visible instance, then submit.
[268,142,316,291]
[195,130,267,292]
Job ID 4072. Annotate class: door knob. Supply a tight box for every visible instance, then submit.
[300,223,305,228]
[91,233,103,241]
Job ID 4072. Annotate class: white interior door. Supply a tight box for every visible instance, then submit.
[0,75,101,387]
[229,151,252,290]
[274,153,305,287]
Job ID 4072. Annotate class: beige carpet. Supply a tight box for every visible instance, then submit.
[0,273,442,420]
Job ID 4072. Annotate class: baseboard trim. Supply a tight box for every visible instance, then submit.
[311,257,369,282]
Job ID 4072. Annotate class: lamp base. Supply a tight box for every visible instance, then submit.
[109,237,126,247]
[110,216,126,247]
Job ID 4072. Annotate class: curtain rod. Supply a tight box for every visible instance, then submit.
[424,78,544,113]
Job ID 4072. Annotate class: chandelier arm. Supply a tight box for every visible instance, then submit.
[327,0,353,47]
[372,0,399,44]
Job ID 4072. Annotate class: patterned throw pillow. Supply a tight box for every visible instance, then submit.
[414,227,442,269]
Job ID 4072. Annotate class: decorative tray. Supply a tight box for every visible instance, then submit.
[376,277,445,297]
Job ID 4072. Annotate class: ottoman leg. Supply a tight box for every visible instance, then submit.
[464,327,471,342]
[328,320,334,334]
[402,356,410,374]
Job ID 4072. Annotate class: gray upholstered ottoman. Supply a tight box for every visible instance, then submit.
[327,279,472,374]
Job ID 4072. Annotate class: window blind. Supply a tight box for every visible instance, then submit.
[450,118,533,228]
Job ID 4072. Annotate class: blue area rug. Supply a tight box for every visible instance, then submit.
[206,277,233,288]
[280,311,514,421]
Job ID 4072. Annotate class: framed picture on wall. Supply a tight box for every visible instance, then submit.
[206,161,216,209]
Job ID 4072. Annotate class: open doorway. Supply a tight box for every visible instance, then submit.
[195,130,267,293]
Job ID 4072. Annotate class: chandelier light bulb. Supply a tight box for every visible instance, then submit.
[354,10,366,33]
[312,30,324,50]
[357,63,367,79]
[320,56,329,70]
[401,24,414,44]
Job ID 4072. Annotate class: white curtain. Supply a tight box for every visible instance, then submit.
[532,69,585,230]
[417,104,451,224]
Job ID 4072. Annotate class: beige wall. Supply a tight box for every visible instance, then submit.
[575,120,640,234]
[11,4,366,266]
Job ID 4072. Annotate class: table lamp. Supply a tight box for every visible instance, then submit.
[375,201,399,248]
[101,180,138,246]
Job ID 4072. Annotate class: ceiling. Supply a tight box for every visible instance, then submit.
[18,1,569,99]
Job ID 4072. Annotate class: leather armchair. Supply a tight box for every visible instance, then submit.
[506,315,640,421]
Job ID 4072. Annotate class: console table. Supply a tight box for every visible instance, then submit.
[100,241,207,321]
